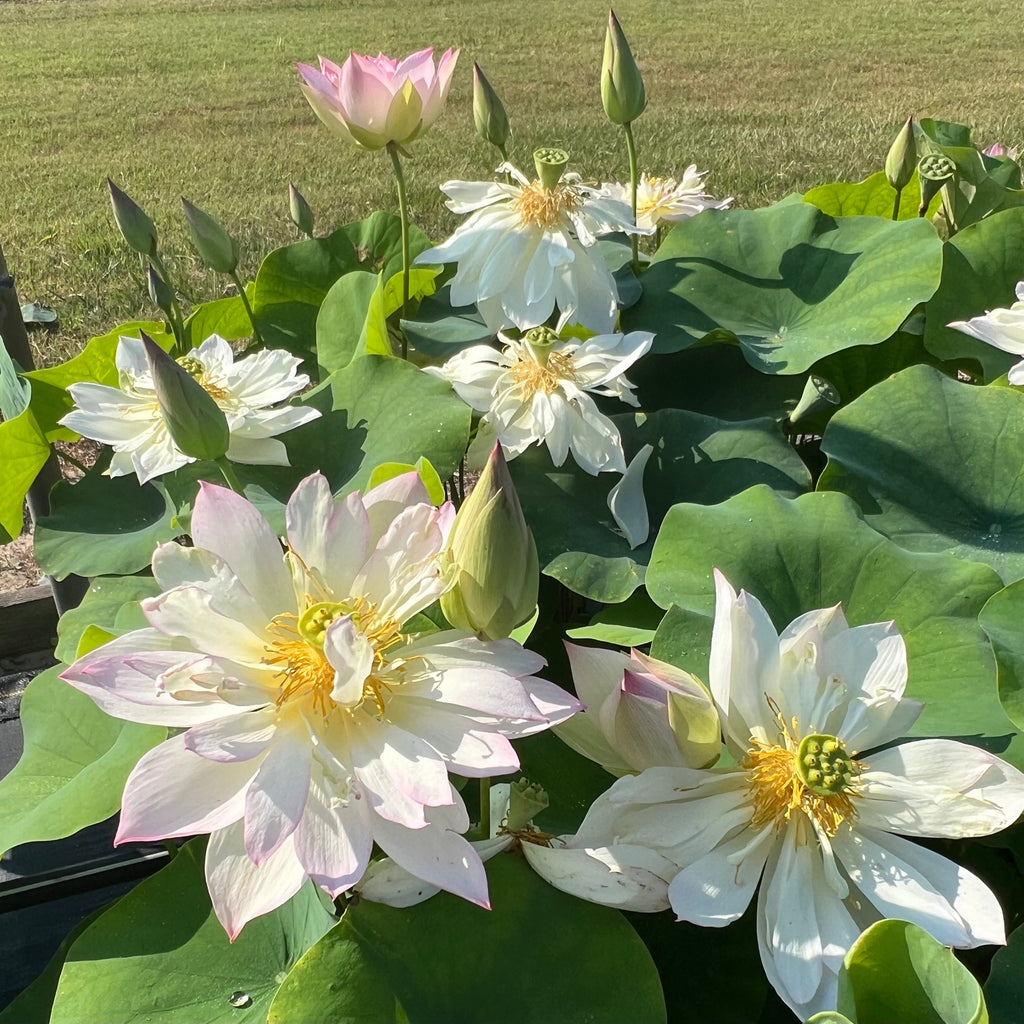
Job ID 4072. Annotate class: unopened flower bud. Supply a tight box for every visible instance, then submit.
[288,183,315,238]
[107,178,158,257]
[181,197,239,274]
[884,116,917,192]
[141,331,230,463]
[601,10,646,125]
[440,442,539,639]
[146,264,175,318]
[473,63,510,152]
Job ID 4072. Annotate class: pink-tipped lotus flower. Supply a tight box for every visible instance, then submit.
[296,47,459,151]
[61,471,578,938]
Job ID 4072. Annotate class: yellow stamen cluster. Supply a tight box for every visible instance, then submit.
[744,730,861,837]
[509,350,578,401]
[513,181,581,228]
[265,597,405,718]
[175,355,229,400]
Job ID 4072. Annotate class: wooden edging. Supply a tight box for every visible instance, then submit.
[0,585,58,659]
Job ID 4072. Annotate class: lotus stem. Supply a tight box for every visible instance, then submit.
[387,141,411,358]
[230,270,264,346]
[623,120,640,272]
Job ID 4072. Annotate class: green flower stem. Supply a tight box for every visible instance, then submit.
[623,120,640,272]
[387,142,411,359]
[229,270,264,346]
[215,455,245,495]
[149,251,187,356]
[479,776,491,840]
[891,187,902,221]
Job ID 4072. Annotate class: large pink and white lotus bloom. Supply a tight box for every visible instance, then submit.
[296,48,459,151]
[61,334,319,484]
[61,473,579,938]
[585,570,1024,1018]
[947,281,1024,385]
[416,161,646,334]
[425,328,653,475]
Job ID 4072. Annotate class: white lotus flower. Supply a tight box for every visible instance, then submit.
[425,328,653,475]
[415,156,648,334]
[947,282,1024,384]
[61,472,579,938]
[61,334,320,484]
[358,780,676,913]
[585,570,1024,1018]
[601,168,733,230]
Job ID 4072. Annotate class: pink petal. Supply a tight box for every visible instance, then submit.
[116,733,255,843]
[206,822,307,940]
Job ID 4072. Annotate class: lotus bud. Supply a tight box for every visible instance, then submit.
[288,183,315,238]
[917,154,955,216]
[440,442,539,640]
[146,264,175,319]
[506,777,549,833]
[472,63,510,152]
[601,10,646,125]
[181,197,239,274]
[884,116,918,192]
[107,178,158,257]
[141,331,230,463]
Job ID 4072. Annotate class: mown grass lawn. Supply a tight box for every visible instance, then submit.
[1,0,1020,361]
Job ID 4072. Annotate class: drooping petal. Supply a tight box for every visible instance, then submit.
[206,822,308,940]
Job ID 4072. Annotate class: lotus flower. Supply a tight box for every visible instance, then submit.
[296,48,459,151]
[580,570,1024,1017]
[947,282,1024,385]
[61,472,579,937]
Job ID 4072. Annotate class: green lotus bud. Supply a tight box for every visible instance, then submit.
[506,777,549,833]
[884,116,918,192]
[440,442,539,640]
[288,183,314,238]
[181,197,239,274]
[107,178,158,257]
[473,63,510,152]
[917,154,955,217]
[141,331,230,462]
[146,263,175,318]
[601,10,646,125]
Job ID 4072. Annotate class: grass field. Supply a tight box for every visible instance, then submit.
[1,0,1021,363]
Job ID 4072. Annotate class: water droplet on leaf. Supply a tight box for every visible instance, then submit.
[229,991,253,1009]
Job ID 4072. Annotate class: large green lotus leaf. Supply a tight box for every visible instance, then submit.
[979,580,1024,730]
[0,666,164,856]
[316,270,379,377]
[0,404,49,542]
[836,920,987,1024]
[566,587,665,647]
[511,410,810,603]
[984,923,1023,1024]
[50,840,333,1024]
[319,852,665,1024]
[401,284,491,359]
[804,169,940,220]
[645,487,1015,762]
[623,202,943,373]
[34,459,180,580]
[327,355,471,491]
[23,321,173,441]
[337,209,433,285]
[922,209,1023,379]
[818,365,1024,583]
[183,284,256,347]
[54,576,161,663]
[628,343,804,423]
[252,229,361,353]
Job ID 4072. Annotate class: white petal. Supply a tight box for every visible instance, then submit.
[857,739,1024,838]
[116,733,255,842]
[832,825,1006,947]
[607,443,653,548]
[206,822,307,940]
